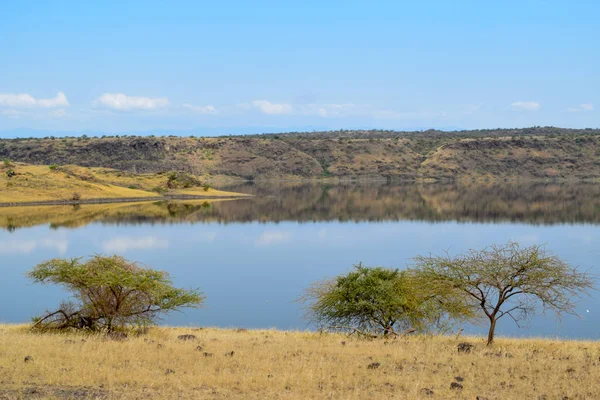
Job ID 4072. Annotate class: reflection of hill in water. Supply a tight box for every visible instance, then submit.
[2,183,600,230]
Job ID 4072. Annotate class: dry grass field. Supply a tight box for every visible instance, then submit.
[0,325,598,399]
[0,163,248,204]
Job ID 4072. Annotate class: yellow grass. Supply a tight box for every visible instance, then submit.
[0,163,249,204]
[0,325,598,399]
[0,164,159,203]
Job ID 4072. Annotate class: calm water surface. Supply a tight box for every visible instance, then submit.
[1,183,598,339]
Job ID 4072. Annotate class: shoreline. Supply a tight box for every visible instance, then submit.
[0,323,597,343]
[0,194,251,208]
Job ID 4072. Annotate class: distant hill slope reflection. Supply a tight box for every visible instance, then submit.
[2,182,600,230]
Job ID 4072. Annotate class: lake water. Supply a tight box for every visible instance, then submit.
[1,182,598,339]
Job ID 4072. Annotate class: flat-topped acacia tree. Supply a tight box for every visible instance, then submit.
[413,242,594,345]
[28,255,204,333]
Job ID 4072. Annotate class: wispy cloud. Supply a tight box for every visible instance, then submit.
[304,103,357,117]
[567,103,594,112]
[0,91,69,108]
[464,103,483,115]
[183,104,218,114]
[48,108,67,118]
[255,231,291,246]
[251,100,293,115]
[510,101,540,111]
[95,93,169,111]
[102,236,168,253]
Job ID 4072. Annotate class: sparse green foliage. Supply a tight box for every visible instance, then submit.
[202,183,211,191]
[28,255,204,333]
[302,264,471,336]
[3,159,13,168]
[413,242,595,345]
[167,171,201,189]
[151,186,167,195]
[5,169,16,178]
[49,164,58,171]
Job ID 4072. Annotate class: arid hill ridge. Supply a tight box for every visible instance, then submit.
[1,127,600,181]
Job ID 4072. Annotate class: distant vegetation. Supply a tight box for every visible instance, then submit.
[2,127,600,181]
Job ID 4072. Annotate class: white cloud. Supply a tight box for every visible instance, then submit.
[48,108,67,118]
[0,237,68,255]
[0,91,69,108]
[251,100,293,115]
[510,101,540,111]
[581,103,594,111]
[95,93,169,110]
[464,103,483,114]
[255,231,291,246]
[567,103,594,112]
[183,104,218,114]
[102,236,168,253]
[300,103,448,120]
[307,103,357,117]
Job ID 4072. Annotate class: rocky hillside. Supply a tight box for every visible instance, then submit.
[1,128,599,181]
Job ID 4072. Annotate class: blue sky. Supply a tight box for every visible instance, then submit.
[0,0,598,135]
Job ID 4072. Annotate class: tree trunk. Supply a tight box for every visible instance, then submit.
[486,318,497,346]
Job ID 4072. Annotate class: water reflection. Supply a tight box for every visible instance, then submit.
[0,183,598,339]
[2,182,600,231]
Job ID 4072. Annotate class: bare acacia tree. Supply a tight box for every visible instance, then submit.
[413,242,595,345]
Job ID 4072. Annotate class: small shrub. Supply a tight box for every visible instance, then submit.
[167,171,201,189]
[71,192,81,201]
[202,183,211,192]
[152,186,167,195]
[3,159,13,168]
[5,169,16,178]
[49,164,58,171]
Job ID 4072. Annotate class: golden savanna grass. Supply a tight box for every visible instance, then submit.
[0,325,598,399]
[0,163,248,203]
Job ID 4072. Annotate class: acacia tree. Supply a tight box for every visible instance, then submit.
[302,263,471,336]
[413,242,594,345]
[29,255,204,333]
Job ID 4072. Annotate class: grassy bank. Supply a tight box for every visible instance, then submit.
[0,163,249,205]
[0,325,598,399]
